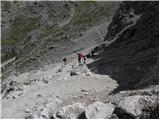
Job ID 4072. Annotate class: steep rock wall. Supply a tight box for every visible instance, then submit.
[88,1,159,90]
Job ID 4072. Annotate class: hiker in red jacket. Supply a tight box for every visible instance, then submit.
[77,53,86,64]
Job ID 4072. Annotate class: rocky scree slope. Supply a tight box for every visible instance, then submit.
[1,1,119,78]
[1,1,159,119]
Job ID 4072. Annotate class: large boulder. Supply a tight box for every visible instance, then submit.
[85,101,115,119]
[54,102,85,119]
[114,95,159,118]
[70,64,91,76]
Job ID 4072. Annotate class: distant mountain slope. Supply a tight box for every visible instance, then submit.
[1,1,119,78]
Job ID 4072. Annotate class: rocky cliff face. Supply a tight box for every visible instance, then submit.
[88,1,159,90]
[105,1,158,40]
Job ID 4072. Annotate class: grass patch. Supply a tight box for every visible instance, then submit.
[39,24,70,40]
[1,39,17,46]
[72,1,119,26]
[2,16,41,46]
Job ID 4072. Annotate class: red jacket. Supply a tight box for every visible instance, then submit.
[77,53,85,59]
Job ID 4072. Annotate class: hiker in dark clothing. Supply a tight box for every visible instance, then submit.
[63,58,67,65]
[91,50,95,57]
[91,47,99,57]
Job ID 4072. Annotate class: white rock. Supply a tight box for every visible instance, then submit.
[48,75,52,79]
[83,92,89,95]
[73,96,77,99]
[118,96,142,118]
[54,102,85,119]
[89,97,99,102]
[95,75,100,79]
[25,108,31,113]
[85,101,115,119]
[117,95,158,118]
[85,72,92,76]
[70,64,90,76]
[63,77,68,80]
[54,97,62,104]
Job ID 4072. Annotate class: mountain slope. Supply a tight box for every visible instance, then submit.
[1,1,119,78]
[1,1,159,119]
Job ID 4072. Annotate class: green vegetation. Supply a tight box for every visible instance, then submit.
[2,39,17,45]
[2,1,119,46]
[2,16,41,46]
[71,1,119,30]
[1,15,41,65]
[36,1,119,45]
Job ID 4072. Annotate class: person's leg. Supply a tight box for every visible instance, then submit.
[78,57,81,66]
[78,57,81,63]
[83,57,86,64]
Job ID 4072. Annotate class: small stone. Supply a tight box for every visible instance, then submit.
[80,95,83,98]
[48,76,52,79]
[37,94,42,97]
[81,89,88,92]
[54,97,62,104]
[95,76,100,79]
[63,77,68,80]
[83,92,89,95]
[73,96,77,99]
[12,96,16,99]
[25,108,31,113]
[49,45,55,49]
[90,97,99,102]
[85,72,92,76]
